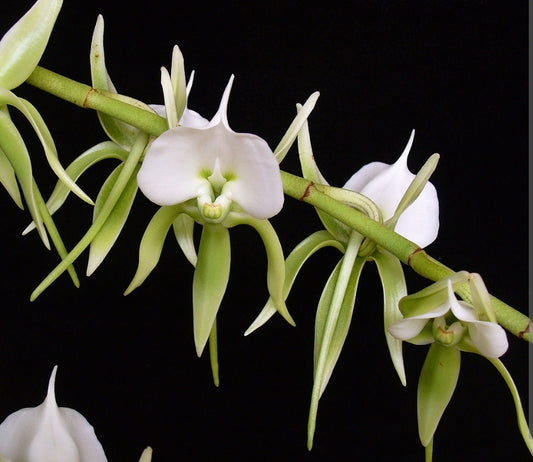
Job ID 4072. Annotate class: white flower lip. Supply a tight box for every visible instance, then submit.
[0,366,107,462]
[138,75,284,220]
[343,131,439,247]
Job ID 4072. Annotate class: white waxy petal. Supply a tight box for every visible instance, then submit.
[447,281,478,323]
[343,131,439,247]
[388,317,429,340]
[0,367,107,462]
[138,77,283,220]
[468,321,509,358]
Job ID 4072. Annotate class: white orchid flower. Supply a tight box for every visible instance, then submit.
[389,272,508,358]
[343,130,439,247]
[0,366,107,462]
[137,74,283,222]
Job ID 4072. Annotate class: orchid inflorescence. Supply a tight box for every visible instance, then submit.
[0,1,529,461]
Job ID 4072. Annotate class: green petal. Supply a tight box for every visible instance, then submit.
[170,45,187,122]
[0,109,48,247]
[87,164,139,275]
[31,133,148,300]
[386,153,440,230]
[0,0,63,89]
[0,89,92,204]
[308,231,364,449]
[274,92,319,163]
[193,224,231,356]
[23,141,128,234]
[172,213,197,267]
[90,16,150,148]
[225,214,295,326]
[245,230,344,335]
[371,248,407,386]
[0,144,22,208]
[417,343,461,447]
[400,271,470,318]
[124,205,182,295]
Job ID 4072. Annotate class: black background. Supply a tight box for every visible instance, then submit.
[0,1,529,461]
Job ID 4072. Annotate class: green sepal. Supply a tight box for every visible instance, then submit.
[124,205,182,295]
[371,248,407,386]
[386,153,440,230]
[245,230,344,335]
[417,343,461,447]
[193,224,231,357]
[225,214,295,327]
[23,141,128,234]
[87,163,139,275]
[172,213,197,267]
[400,271,470,318]
[170,45,187,122]
[0,109,48,246]
[0,0,63,90]
[0,88,92,205]
[274,92,320,163]
[90,15,152,148]
[0,144,22,208]
[31,132,148,300]
[308,231,364,450]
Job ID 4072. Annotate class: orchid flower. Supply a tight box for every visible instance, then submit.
[246,110,440,448]
[0,0,91,259]
[125,74,305,385]
[388,272,532,458]
[0,366,107,462]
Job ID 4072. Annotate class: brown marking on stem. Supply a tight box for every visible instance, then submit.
[518,321,531,339]
[407,247,423,266]
[300,181,314,201]
[83,87,96,108]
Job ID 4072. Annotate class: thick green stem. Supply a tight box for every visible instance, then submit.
[26,66,167,136]
[24,67,532,341]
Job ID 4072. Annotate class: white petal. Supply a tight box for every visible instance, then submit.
[343,132,439,247]
[388,317,429,340]
[137,126,209,206]
[0,367,107,462]
[468,321,509,358]
[447,281,478,323]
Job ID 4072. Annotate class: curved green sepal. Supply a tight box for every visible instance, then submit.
[0,144,22,208]
[0,88,92,204]
[193,224,231,357]
[90,16,151,148]
[400,271,470,318]
[208,319,220,387]
[417,343,461,447]
[371,248,407,386]
[170,45,187,122]
[0,0,63,89]
[226,214,295,327]
[0,109,48,247]
[124,205,182,295]
[308,231,365,450]
[31,133,148,300]
[87,164,139,275]
[23,141,128,234]
[172,213,197,267]
[245,230,344,335]
[386,153,440,230]
[274,92,319,163]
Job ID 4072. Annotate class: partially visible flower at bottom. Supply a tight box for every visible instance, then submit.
[0,366,107,462]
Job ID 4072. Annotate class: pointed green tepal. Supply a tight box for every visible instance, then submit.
[193,224,231,357]
[417,343,460,447]
[0,0,63,90]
